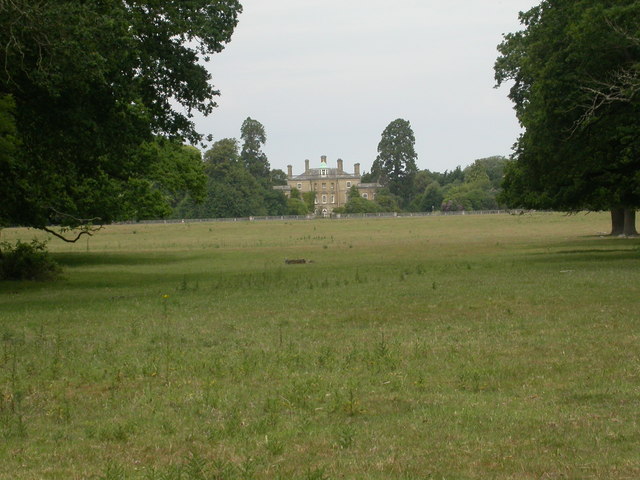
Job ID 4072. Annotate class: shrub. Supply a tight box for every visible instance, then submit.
[344,196,382,214]
[287,197,309,215]
[0,239,61,281]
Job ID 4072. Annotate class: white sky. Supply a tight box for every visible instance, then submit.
[195,0,540,174]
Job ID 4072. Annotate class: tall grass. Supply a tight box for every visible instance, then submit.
[0,213,639,479]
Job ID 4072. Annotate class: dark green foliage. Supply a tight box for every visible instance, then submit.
[147,142,207,207]
[270,169,289,186]
[344,197,381,214]
[374,189,401,212]
[179,162,268,218]
[341,188,382,214]
[412,170,439,194]
[359,171,375,184]
[468,156,508,189]
[371,119,418,206]
[0,0,241,234]
[412,181,444,212]
[440,166,464,187]
[410,158,506,212]
[204,138,240,167]
[289,188,302,200]
[120,139,207,221]
[439,157,507,211]
[286,188,308,214]
[442,179,499,211]
[261,188,288,216]
[240,117,270,179]
[302,191,317,214]
[495,0,640,232]
[0,95,20,227]
[0,240,61,281]
[287,198,309,215]
[177,137,287,219]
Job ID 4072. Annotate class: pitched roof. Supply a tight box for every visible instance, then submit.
[292,168,359,181]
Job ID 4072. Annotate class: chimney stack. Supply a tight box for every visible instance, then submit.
[305,159,310,172]
[337,158,343,172]
[287,165,292,178]
[354,163,361,177]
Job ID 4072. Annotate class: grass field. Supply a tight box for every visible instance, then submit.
[1,212,639,479]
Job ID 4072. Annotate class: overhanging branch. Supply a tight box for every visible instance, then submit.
[43,225,102,243]
[44,207,103,243]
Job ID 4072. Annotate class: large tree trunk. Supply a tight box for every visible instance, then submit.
[610,208,625,235]
[623,209,638,236]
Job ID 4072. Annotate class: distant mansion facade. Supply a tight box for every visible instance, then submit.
[275,156,380,215]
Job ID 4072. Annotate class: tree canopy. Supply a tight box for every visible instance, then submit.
[495,0,640,234]
[240,117,270,180]
[335,186,382,214]
[175,137,287,219]
[0,0,242,238]
[371,119,418,206]
[120,139,206,221]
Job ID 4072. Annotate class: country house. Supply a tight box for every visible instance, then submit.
[274,156,379,216]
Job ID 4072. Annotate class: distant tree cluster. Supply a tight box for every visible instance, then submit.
[174,117,289,219]
[354,118,509,214]
[172,115,510,220]
[355,155,507,215]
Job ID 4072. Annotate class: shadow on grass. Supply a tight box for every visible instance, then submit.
[52,251,186,267]
[0,252,204,301]
[0,269,205,312]
[548,250,639,263]
[527,237,639,264]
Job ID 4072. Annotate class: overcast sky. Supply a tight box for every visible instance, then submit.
[195,0,540,175]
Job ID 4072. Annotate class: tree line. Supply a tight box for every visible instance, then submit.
[169,116,510,219]
[355,119,508,215]
[174,118,289,219]
[1,0,636,239]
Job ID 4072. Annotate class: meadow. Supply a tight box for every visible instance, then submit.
[0,212,639,479]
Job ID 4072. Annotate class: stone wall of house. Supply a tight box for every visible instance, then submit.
[285,156,368,214]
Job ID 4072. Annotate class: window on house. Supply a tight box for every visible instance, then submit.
[322,195,327,204]
[346,181,351,188]
[297,183,302,189]
[331,183,334,191]
[331,195,335,203]
[321,169,327,176]
[322,183,326,190]
[362,193,368,199]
